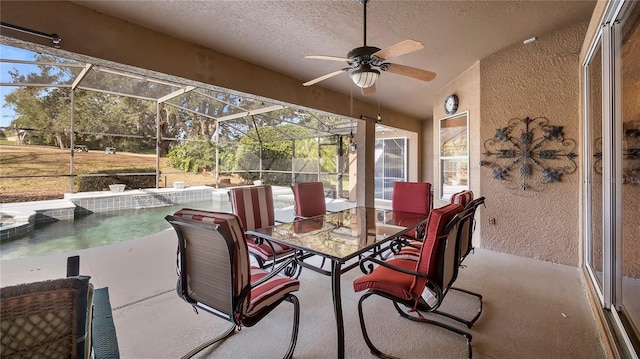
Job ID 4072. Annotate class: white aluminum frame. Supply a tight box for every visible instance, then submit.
[438,111,469,200]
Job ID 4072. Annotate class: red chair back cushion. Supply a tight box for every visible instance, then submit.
[392,182,432,214]
[293,182,326,217]
[410,203,463,297]
[228,185,275,231]
[450,190,474,207]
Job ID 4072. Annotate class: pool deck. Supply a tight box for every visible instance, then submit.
[0,225,607,359]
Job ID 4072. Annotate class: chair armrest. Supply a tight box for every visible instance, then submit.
[358,256,428,279]
[91,287,120,359]
[358,256,445,305]
[246,233,279,267]
[250,258,298,289]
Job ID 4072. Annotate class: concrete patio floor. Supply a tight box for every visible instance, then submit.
[0,224,607,359]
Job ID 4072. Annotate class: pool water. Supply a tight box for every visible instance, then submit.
[0,198,292,260]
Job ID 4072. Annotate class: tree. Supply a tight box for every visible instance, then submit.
[234,123,320,184]
[4,53,161,152]
[166,141,216,172]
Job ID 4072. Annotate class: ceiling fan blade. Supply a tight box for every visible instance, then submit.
[303,68,349,86]
[382,63,436,82]
[372,39,424,60]
[361,84,376,96]
[305,55,350,62]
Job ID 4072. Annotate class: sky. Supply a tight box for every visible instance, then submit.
[1,44,43,127]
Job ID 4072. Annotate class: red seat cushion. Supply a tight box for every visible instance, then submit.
[353,204,463,303]
[352,258,418,301]
[293,182,327,218]
[172,209,299,320]
[246,241,296,261]
[245,266,300,317]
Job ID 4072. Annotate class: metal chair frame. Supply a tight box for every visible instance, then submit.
[166,215,300,359]
[356,208,479,359]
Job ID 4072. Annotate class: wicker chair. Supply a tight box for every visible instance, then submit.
[0,256,119,359]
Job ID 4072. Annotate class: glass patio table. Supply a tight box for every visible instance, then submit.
[246,206,430,359]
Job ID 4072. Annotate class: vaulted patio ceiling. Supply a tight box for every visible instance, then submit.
[71,0,597,119]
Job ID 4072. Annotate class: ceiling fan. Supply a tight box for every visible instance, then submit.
[303,0,437,95]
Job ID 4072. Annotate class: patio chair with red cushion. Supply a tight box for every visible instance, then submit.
[457,195,486,264]
[353,203,480,358]
[165,212,301,359]
[292,181,330,269]
[391,181,433,242]
[292,182,327,219]
[449,190,475,261]
[391,195,486,328]
[227,185,297,270]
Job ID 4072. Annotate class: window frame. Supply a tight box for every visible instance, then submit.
[438,111,470,200]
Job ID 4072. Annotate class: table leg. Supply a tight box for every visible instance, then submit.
[331,260,345,359]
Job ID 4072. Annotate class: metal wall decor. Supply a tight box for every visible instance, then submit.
[480,116,577,191]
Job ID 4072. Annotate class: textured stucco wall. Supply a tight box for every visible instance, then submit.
[421,118,433,183]
[479,22,588,266]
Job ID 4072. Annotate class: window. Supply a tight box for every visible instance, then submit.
[439,112,469,200]
[374,137,407,200]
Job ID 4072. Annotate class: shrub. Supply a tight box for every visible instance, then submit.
[77,168,157,191]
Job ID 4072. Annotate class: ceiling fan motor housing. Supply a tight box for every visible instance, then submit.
[347,46,382,67]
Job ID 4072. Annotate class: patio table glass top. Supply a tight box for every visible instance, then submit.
[247,207,428,262]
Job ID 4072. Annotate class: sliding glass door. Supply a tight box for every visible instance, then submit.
[619,1,640,344]
[583,1,640,355]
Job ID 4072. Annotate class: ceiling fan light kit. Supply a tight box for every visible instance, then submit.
[303,0,436,95]
[350,65,379,88]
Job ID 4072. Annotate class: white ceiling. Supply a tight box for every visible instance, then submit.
[73,0,596,120]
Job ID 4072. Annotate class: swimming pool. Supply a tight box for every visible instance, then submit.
[0,198,293,260]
